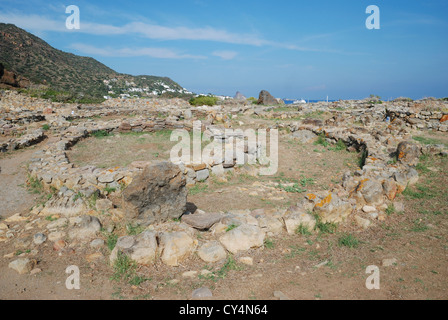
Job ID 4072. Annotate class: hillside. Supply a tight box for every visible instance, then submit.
[0,23,191,103]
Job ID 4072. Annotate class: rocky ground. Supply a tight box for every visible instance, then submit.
[0,89,447,300]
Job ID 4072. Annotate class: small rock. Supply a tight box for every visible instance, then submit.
[273,291,290,300]
[33,233,47,245]
[96,199,113,212]
[30,268,42,275]
[8,258,36,274]
[48,231,66,242]
[355,216,371,229]
[182,271,198,278]
[382,258,398,267]
[393,201,405,213]
[86,252,104,263]
[362,205,377,213]
[197,241,227,263]
[239,257,254,266]
[192,287,213,299]
[53,239,66,251]
[90,238,105,248]
[5,213,28,223]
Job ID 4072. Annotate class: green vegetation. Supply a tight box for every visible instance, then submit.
[296,224,312,236]
[247,97,258,104]
[385,203,396,216]
[188,183,208,195]
[0,24,187,103]
[189,95,218,106]
[328,139,347,152]
[111,252,137,282]
[338,233,360,248]
[264,238,274,249]
[226,223,239,232]
[41,124,50,131]
[26,175,43,194]
[412,136,447,147]
[91,130,113,138]
[314,133,330,147]
[126,223,145,236]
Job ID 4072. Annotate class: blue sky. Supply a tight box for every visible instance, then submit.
[1,0,447,99]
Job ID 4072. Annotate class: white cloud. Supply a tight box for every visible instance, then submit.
[70,43,206,60]
[0,12,330,52]
[212,50,238,60]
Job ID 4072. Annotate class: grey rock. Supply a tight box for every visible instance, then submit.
[33,233,47,245]
[9,258,36,274]
[258,90,278,105]
[291,130,317,144]
[182,212,222,230]
[219,224,265,254]
[121,161,187,225]
[192,287,213,299]
[197,241,227,263]
[196,169,210,182]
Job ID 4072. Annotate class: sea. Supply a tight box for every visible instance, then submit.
[283,99,338,104]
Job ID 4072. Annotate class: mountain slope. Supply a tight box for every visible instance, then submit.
[0,23,190,102]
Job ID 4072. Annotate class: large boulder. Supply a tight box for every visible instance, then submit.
[110,231,158,266]
[283,206,316,235]
[313,192,353,224]
[397,141,421,166]
[257,90,278,105]
[291,130,317,144]
[159,232,195,266]
[234,91,246,101]
[219,224,265,254]
[122,161,187,225]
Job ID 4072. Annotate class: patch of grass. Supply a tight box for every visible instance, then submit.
[277,182,307,193]
[313,214,338,234]
[304,110,325,120]
[126,223,145,236]
[102,230,118,251]
[45,215,58,221]
[188,183,208,195]
[358,149,368,168]
[226,223,239,232]
[412,136,446,147]
[26,175,44,194]
[264,238,275,249]
[111,252,137,282]
[91,130,113,138]
[385,204,396,216]
[128,275,152,286]
[296,224,312,236]
[104,186,117,194]
[328,139,347,152]
[402,184,435,200]
[285,245,306,259]
[337,233,360,248]
[42,124,50,131]
[410,220,429,232]
[299,176,315,187]
[314,133,329,147]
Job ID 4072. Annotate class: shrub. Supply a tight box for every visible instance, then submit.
[189,96,218,106]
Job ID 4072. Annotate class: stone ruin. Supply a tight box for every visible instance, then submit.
[1,89,447,269]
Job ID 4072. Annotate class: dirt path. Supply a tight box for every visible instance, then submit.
[0,137,55,219]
